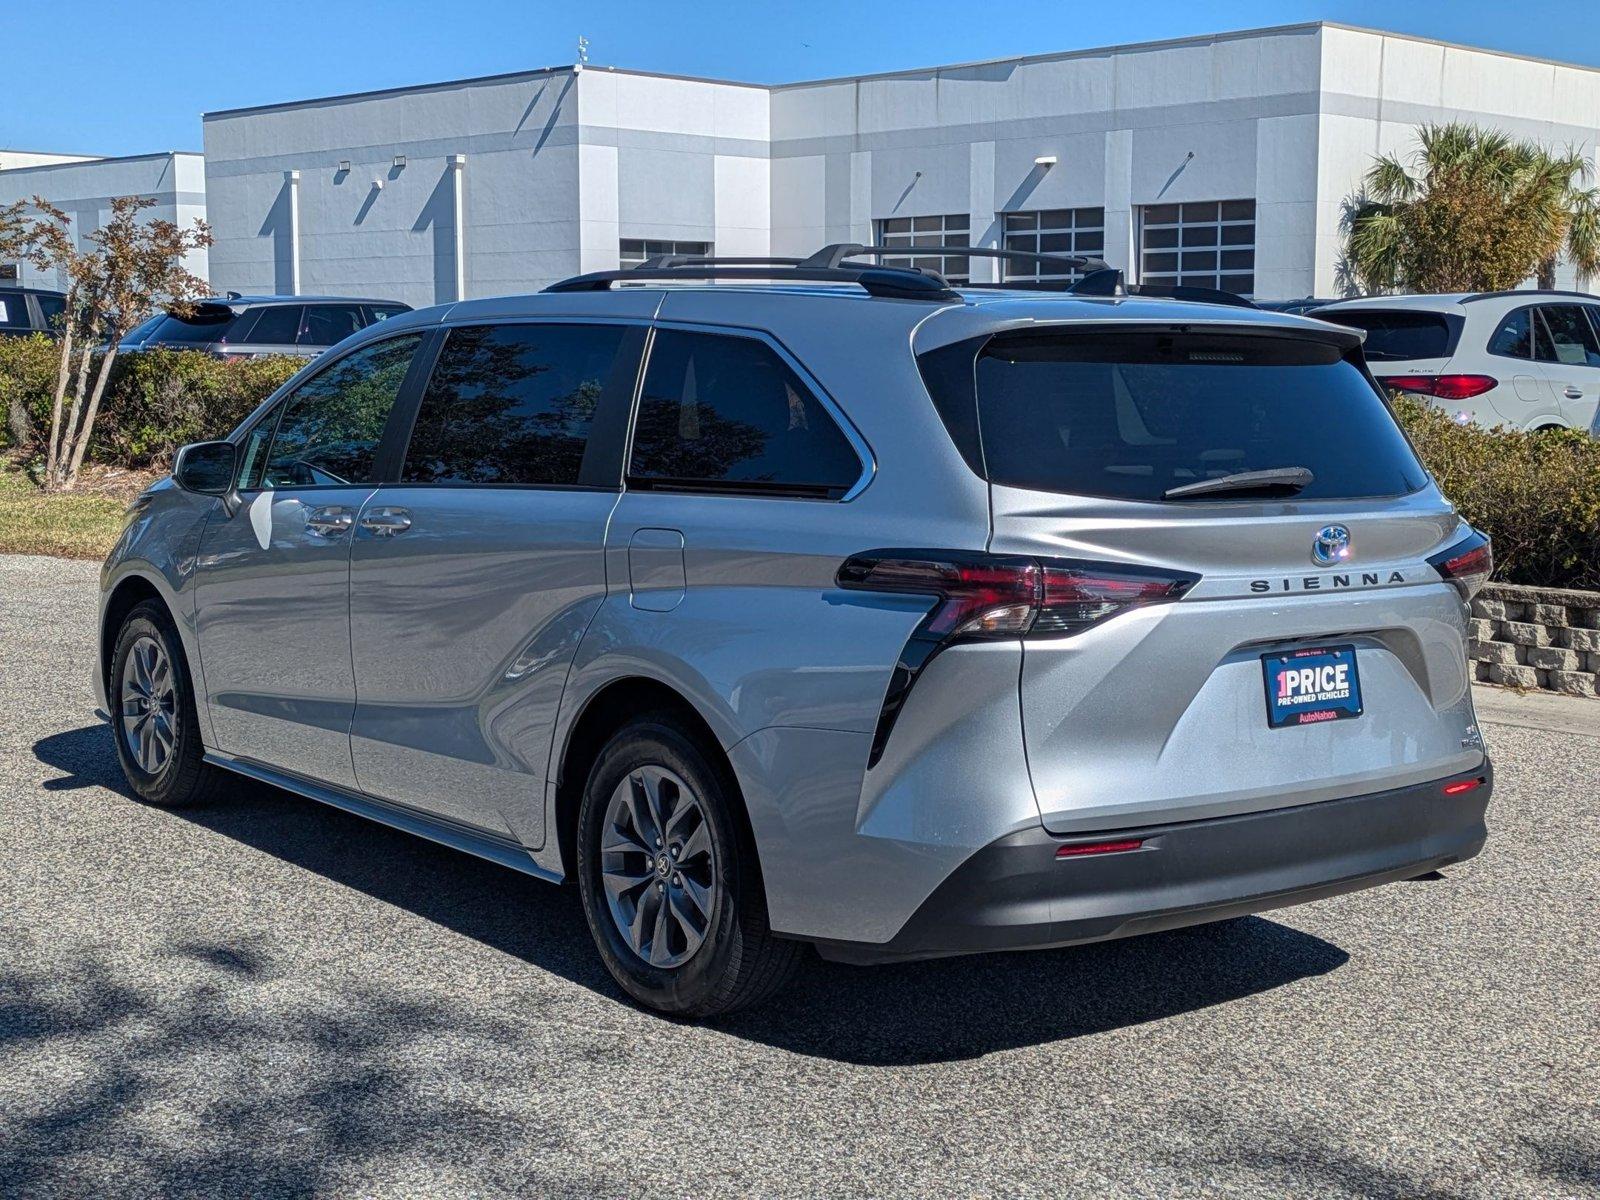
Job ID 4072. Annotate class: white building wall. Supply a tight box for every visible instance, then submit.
[769,27,1326,297]
[194,23,1600,306]
[1314,25,1600,293]
[204,69,584,307]
[0,152,208,289]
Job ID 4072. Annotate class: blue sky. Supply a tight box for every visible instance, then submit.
[7,1,1599,157]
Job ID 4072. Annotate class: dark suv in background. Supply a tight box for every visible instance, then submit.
[0,286,68,338]
[136,294,411,359]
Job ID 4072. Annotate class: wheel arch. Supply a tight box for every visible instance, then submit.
[552,675,764,892]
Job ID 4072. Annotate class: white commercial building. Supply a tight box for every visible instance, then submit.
[0,151,209,287]
[189,23,1600,305]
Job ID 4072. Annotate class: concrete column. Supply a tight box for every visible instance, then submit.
[1102,131,1134,281]
[448,155,466,301]
[283,170,300,295]
[969,141,997,283]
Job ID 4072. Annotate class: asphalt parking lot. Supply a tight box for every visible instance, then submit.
[2,552,1597,1199]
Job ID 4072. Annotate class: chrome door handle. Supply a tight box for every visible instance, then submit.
[359,507,412,537]
[304,504,355,537]
[1565,386,1585,399]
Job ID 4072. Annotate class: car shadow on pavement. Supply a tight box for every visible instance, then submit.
[35,723,1350,1067]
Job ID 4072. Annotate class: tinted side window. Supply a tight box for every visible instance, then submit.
[0,295,29,328]
[241,305,304,346]
[35,294,66,330]
[300,304,364,347]
[237,409,279,489]
[260,335,421,488]
[366,305,409,324]
[629,329,861,497]
[1488,308,1535,360]
[1536,306,1600,366]
[403,323,625,486]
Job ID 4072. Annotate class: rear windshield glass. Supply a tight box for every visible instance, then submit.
[1317,310,1455,361]
[922,331,1428,503]
[149,306,238,344]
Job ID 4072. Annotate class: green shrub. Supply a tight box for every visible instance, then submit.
[1393,396,1600,592]
[0,334,62,451]
[94,350,302,466]
[0,339,301,468]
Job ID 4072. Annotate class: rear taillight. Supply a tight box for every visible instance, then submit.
[1385,374,1497,400]
[836,551,1197,641]
[838,550,1199,766]
[1427,529,1493,601]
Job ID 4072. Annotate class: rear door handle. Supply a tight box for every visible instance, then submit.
[1565,386,1585,399]
[304,504,355,537]
[359,507,412,537]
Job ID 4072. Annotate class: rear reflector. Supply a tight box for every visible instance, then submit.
[1442,778,1484,796]
[1055,839,1145,858]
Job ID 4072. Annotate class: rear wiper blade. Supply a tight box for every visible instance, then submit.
[1163,467,1314,500]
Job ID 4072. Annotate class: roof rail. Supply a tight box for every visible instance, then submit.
[804,243,1113,275]
[544,261,959,301]
[1461,287,1600,304]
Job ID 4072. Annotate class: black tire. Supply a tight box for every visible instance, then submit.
[109,600,228,808]
[576,714,803,1018]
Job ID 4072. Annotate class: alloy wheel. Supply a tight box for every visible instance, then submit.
[599,764,719,968]
[120,634,177,776]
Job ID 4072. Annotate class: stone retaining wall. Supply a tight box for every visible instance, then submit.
[1470,583,1600,697]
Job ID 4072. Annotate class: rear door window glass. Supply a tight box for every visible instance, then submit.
[240,305,304,346]
[0,296,28,328]
[629,329,861,498]
[1316,310,1454,361]
[403,323,626,486]
[366,305,409,325]
[1488,308,1536,360]
[1535,305,1600,366]
[300,304,364,347]
[259,335,421,488]
[926,330,1428,503]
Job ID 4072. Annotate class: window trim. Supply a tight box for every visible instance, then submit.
[230,328,433,493]
[382,316,652,494]
[622,319,875,503]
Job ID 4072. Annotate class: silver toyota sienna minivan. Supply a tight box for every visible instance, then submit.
[98,249,1494,1017]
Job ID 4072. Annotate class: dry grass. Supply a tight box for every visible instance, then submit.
[0,457,158,560]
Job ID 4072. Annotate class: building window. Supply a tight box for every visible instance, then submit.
[1000,209,1105,282]
[620,239,712,268]
[876,215,970,285]
[1139,200,1255,296]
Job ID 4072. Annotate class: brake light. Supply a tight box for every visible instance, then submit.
[837,550,1199,766]
[1384,374,1497,400]
[1427,529,1493,601]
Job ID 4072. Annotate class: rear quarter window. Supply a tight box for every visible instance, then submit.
[921,330,1429,503]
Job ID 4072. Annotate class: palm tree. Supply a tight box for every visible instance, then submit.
[1534,153,1600,289]
[1343,122,1600,295]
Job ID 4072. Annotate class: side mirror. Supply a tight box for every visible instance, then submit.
[173,440,238,497]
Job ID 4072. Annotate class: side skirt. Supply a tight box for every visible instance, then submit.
[204,752,566,885]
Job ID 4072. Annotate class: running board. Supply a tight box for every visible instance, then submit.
[203,752,565,885]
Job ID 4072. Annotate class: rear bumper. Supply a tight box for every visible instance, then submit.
[814,761,1492,964]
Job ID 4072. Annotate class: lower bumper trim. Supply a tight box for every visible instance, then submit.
[814,762,1492,965]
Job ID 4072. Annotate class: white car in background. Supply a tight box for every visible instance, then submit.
[1317,291,1600,433]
